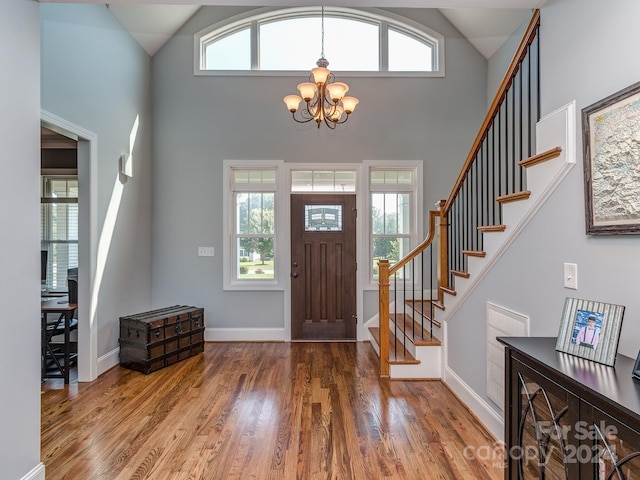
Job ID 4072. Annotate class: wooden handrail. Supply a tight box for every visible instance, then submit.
[443,9,541,215]
[389,204,442,275]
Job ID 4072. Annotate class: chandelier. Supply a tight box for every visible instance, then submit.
[283,7,359,129]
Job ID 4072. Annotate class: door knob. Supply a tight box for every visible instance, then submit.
[291,272,299,278]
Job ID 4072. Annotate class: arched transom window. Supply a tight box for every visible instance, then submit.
[195,7,445,76]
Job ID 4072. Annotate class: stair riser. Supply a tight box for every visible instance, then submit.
[390,345,442,379]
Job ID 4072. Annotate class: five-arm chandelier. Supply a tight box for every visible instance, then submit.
[283,7,359,129]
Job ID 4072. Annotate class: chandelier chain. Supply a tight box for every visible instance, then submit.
[320,6,325,60]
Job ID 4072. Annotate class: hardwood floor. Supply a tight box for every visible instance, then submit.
[41,342,504,479]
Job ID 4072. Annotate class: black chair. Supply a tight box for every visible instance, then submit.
[42,278,79,377]
[68,277,78,304]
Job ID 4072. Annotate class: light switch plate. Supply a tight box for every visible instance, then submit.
[198,246,215,257]
[564,263,577,289]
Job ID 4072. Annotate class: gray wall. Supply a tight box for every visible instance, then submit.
[486,17,529,105]
[41,4,153,356]
[447,0,640,413]
[0,2,42,478]
[151,6,487,331]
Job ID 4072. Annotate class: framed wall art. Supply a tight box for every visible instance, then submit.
[582,80,640,234]
[556,297,625,366]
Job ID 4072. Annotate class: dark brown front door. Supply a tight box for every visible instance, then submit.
[291,194,357,340]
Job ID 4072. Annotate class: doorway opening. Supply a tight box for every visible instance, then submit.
[41,111,98,383]
[290,193,357,341]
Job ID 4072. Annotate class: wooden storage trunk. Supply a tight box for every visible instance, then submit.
[119,305,204,374]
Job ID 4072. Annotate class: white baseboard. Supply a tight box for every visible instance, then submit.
[205,327,286,342]
[20,463,45,480]
[444,366,504,441]
[97,348,120,377]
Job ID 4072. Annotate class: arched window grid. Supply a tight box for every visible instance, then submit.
[194,6,445,77]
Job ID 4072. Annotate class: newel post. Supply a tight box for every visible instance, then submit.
[437,200,449,303]
[378,259,390,377]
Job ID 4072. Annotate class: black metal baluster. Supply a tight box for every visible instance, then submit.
[508,96,512,194]
[430,246,434,337]
[519,60,524,188]
[393,274,397,359]
[511,77,517,192]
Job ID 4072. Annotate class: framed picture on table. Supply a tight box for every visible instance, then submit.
[632,351,640,381]
[556,297,625,366]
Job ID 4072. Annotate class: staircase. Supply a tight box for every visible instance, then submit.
[366,10,575,378]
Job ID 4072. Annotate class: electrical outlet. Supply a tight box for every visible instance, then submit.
[564,263,577,289]
[198,246,215,257]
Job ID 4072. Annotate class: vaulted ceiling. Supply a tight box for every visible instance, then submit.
[39,0,548,58]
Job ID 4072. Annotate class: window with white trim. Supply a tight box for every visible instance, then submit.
[41,176,78,291]
[228,167,277,284]
[369,169,417,282]
[196,7,444,75]
[291,169,356,192]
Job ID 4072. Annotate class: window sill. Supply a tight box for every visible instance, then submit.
[224,280,284,292]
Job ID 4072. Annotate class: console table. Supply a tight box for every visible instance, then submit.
[498,337,640,479]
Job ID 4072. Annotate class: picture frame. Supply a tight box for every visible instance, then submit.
[633,351,640,381]
[582,80,640,235]
[556,297,625,366]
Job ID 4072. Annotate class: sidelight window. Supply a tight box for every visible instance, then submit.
[368,166,420,282]
[231,169,276,281]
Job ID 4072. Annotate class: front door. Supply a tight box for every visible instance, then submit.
[291,194,357,340]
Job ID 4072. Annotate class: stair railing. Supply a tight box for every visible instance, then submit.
[377,10,540,377]
[378,206,441,377]
[442,10,541,290]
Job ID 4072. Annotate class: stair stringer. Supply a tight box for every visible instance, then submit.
[440,100,576,323]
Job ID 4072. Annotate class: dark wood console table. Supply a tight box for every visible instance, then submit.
[498,336,640,479]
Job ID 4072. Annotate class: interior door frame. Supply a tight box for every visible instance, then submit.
[282,163,366,342]
[41,110,98,382]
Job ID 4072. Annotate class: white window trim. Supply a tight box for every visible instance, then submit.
[363,160,423,290]
[223,159,286,291]
[194,7,445,78]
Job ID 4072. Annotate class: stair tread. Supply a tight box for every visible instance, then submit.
[451,270,470,279]
[462,249,486,258]
[496,190,531,203]
[519,146,562,168]
[368,327,421,364]
[477,224,507,232]
[404,300,444,326]
[390,313,442,346]
[439,286,456,296]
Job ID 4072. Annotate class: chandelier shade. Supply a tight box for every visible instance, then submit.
[282,7,359,129]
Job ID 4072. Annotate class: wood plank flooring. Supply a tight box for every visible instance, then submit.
[41,342,504,479]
